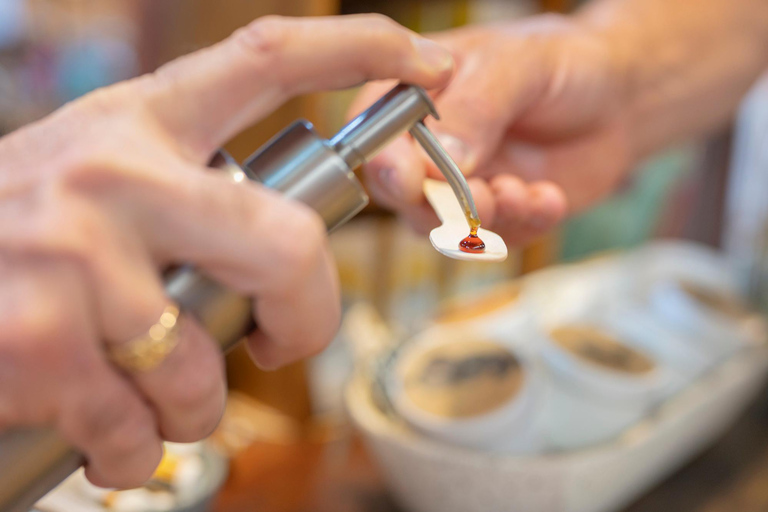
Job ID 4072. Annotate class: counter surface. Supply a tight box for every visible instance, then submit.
[213,391,768,512]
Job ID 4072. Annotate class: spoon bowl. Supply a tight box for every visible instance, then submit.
[423,179,508,263]
[429,224,508,262]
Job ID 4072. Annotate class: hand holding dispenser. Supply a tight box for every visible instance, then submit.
[0,84,489,512]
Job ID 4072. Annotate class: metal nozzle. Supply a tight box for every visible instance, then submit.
[332,84,480,229]
[409,121,481,229]
[331,84,438,169]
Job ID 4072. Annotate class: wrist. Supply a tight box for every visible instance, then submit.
[574,7,636,122]
[576,0,768,161]
[571,10,641,168]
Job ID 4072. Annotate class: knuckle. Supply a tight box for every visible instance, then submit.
[54,84,135,140]
[167,361,223,418]
[106,417,156,461]
[2,304,52,351]
[168,405,222,443]
[186,177,261,253]
[58,88,116,124]
[2,295,73,363]
[232,15,290,92]
[75,89,117,119]
[364,14,412,56]
[140,59,195,115]
[109,415,158,461]
[190,409,223,441]
[78,83,132,115]
[81,394,133,440]
[161,328,225,440]
[268,312,339,367]
[43,147,109,197]
[274,205,326,281]
[54,151,174,213]
[104,460,159,490]
[0,282,93,388]
[362,13,400,31]
[163,396,223,442]
[33,201,107,273]
[79,395,153,454]
[235,15,288,58]
[52,144,128,191]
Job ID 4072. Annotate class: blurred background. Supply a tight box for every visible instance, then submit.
[4,1,768,512]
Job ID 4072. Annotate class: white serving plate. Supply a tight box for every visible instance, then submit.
[347,241,768,512]
[348,346,768,512]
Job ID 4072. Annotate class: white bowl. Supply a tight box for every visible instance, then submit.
[649,279,765,353]
[624,240,765,358]
[347,240,768,512]
[386,329,545,453]
[347,344,768,512]
[534,323,672,450]
[599,306,714,382]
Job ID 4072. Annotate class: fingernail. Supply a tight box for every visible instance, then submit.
[412,36,454,73]
[435,133,471,169]
[379,167,403,197]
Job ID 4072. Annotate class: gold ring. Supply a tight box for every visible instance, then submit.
[108,304,181,372]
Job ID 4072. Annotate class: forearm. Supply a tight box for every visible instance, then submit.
[578,0,768,159]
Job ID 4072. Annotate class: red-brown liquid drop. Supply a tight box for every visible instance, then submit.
[459,227,485,253]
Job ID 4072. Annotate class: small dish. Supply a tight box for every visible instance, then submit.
[537,323,670,449]
[386,329,544,453]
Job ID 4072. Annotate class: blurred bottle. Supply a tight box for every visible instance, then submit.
[0,0,25,48]
[724,72,768,313]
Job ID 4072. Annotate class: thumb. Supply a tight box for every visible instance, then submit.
[136,15,454,161]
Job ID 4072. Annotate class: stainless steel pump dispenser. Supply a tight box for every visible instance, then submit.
[0,84,480,512]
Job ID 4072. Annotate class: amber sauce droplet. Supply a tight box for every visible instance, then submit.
[459,226,486,253]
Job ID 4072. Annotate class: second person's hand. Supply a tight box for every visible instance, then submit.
[352,15,633,245]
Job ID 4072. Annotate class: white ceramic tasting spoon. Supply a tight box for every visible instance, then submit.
[423,178,508,263]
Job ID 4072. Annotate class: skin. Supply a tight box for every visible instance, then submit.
[0,14,454,488]
[353,0,768,246]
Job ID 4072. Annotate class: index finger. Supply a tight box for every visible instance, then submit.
[137,14,455,161]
